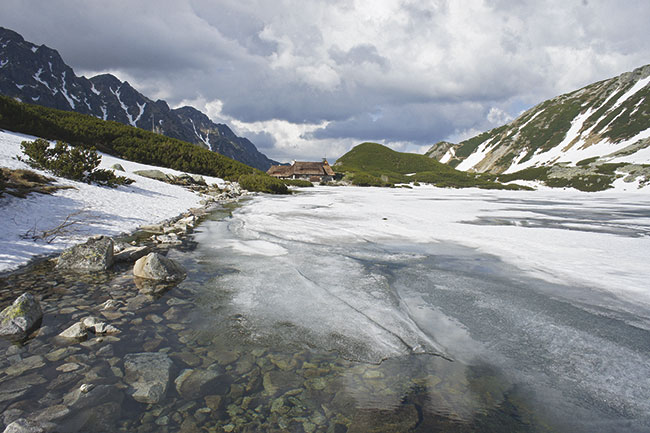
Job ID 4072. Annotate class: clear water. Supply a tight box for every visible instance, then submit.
[1,197,649,432]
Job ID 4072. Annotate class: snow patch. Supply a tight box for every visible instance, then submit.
[15,84,24,89]
[32,68,52,91]
[30,46,37,53]
[90,83,100,95]
[610,75,650,112]
[0,59,8,68]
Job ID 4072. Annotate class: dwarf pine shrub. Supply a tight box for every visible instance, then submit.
[19,139,134,187]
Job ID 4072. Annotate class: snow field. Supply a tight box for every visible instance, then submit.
[0,130,224,271]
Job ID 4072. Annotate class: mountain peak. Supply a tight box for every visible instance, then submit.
[0,27,277,170]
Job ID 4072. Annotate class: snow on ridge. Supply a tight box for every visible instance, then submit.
[32,68,52,92]
[189,118,210,147]
[110,86,136,126]
[610,75,650,112]
[15,84,24,89]
[90,83,100,95]
[30,46,37,53]
[59,71,75,109]
[134,102,147,126]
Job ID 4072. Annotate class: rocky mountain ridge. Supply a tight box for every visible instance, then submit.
[426,64,650,175]
[0,27,276,171]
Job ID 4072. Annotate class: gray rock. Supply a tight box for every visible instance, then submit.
[174,364,224,400]
[124,352,174,404]
[57,322,87,340]
[133,169,171,182]
[56,236,114,272]
[0,293,42,340]
[113,245,150,263]
[2,418,55,433]
[110,163,125,172]
[133,253,186,281]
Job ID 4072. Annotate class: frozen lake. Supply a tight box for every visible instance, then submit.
[192,185,650,432]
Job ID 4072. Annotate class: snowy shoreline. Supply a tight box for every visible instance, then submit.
[0,130,228,273]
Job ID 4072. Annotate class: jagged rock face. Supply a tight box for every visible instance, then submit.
[426,64,650,173]
[0,27,277,171]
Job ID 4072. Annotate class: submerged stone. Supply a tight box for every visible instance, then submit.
[0,293,43,340]
[124,352,174,404]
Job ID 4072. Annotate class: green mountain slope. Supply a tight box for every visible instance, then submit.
[425,64,650,175]
[0,95,288,194]
[334,142,526,189]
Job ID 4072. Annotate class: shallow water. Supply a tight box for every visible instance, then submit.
[1,190,649,432]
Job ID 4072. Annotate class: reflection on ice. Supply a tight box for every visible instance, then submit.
[196,226,447,363]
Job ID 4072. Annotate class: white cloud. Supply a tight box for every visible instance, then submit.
[1,0,649,161]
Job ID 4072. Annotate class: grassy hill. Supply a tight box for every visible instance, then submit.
[0,96,288,194]
[334,142,527,189]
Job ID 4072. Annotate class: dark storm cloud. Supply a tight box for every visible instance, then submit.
[1,0,648,161]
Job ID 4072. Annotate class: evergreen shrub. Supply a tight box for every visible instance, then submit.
[19,139,134,187]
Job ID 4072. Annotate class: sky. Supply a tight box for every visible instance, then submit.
[1,0,649,162]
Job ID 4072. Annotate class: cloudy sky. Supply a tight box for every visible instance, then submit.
[1,0,649,162]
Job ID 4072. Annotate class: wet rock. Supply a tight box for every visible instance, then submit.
[57,322,87,340]
[56,236,114,272]
[45,347,79,362]
[6,355,45,376]
[0,293,43,340]
[133,253,186,282]
[2,418,55,433]
[81,317,120,335]
[204,395,223,411]
[347,404,419,433]
[124,352,174,404]
[60,385,123,433]
[174,364,225,400]
[0,373,46,403]
[113,245,151,263]
[263,370,303,397]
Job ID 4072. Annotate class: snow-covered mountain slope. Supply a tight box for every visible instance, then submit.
[0,129,224,272]
[426,64,650,174]
[0,27,277,171]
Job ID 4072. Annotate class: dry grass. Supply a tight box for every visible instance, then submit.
[0,167,74,198]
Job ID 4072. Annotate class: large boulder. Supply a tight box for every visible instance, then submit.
[0,293,43,340]
[124,352,174,404]
[133,253,186,282]
[113,245,150,263]
[56,236,114,272]
[133,169,170,182]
